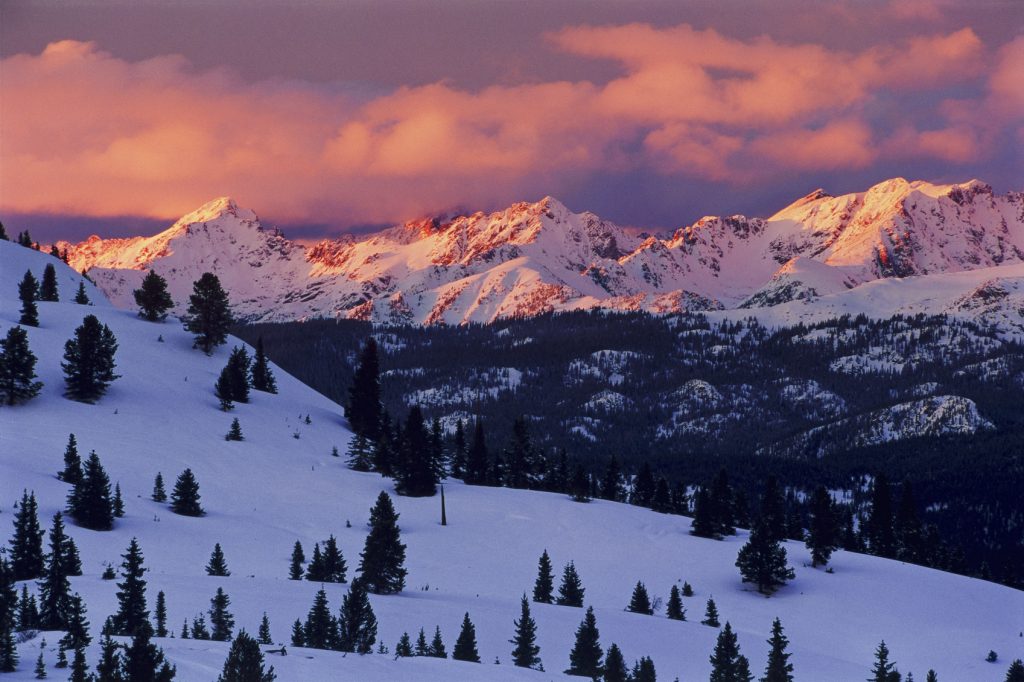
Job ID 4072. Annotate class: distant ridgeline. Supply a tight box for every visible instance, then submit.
[234,309,1024,588]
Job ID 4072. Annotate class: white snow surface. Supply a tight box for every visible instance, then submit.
[2,241,1022,681]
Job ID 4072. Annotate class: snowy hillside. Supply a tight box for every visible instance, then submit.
[2,240,1022,681]
[59,178,1024,326]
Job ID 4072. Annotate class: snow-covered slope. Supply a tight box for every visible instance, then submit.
[3,243,1022,681]
[59,178,1024,325]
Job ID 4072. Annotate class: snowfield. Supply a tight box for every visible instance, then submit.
[1,240,1021,681]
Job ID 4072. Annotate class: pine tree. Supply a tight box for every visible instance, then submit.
[806,485,840,568]
[652,477,672,513]
[225,418,243,441]
[600,455,624,501]
[429,417,447,481]
[691,487,717,538]
[64,537,82,576]
[533,550,555,603]
[556,561,585,607]
[710,468,736,537]
[68,450,114,530]
[18,270,39,326]
[59,593,91,651]
[666,585,685,621]
[736,516,795,595]
[152,473,167,502]
[290,619,304,648]
[170,468,203,516]
[504,416,537,490]
[113,538,149,636]
[630,461,655,507]
[319,535,347,583]
[710,622,749,682]
[427,626,446,658]
[682,581,694,597]
[191,615,211,640]
[154,591,168,638]
[761,618,793,682]
[33,650,45,678]
[216,347,251,408]
[338,579,377,654]
[58,434,82,484]
[305,543,325,582]
[395,406,437,497]
[122,625,176,681]
[184,272,233,354]
[632,656,657,682]
[865,473,896,559]
[450,419,467,480]
[18,585,40,630]
[73,282,90,305]
[925,671,937,682]
[133,270,174,322]
[346,433,374,472]
[206,543,230,577]
[39,264,59,302]
[415,628,429,656]
[250,337,278,393]
[869,641,898,682]
[0,557,17,673]
[37,512,73,630]
[62,315,120,402]
[181,619,191,640]
[217,630,276,682]
[395,633,413,657]
[759,476,787,543]
[895,479,923,563]
[95,634,123,681]
[10,490,45,580]
[701,598,720,627]
[510,595,541,670]
[570,463,590,502]
[209,587,235,642]
[289,541,305,580]
[465,419,489,485]
[1005,660,1024,682]
[603,643,628,682]
[453,613,480,663]
[257,613,272,645]
[0,326,43,404]
[302,589,336,650]
[358,492,407,594]
[627,581,652,615]
[566,606,602,678]
[69,645,90,682]
[345,337,382,440]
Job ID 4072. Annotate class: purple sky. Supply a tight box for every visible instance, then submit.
[2,0,1021,242]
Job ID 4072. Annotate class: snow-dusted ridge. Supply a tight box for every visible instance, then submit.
[59,178,1024,326]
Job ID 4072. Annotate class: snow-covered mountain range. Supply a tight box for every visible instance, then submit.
[59,178,1024,326]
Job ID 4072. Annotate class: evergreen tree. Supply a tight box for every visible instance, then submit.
[600,455,624,501]
[626,581,652,615]
[806,485,840,568]
[338,579,376,654]
[133,270,174,322]
[465,419,489,485]
[429,417,447,481]
[557,561,585,607]
[122,625,176,681]
[450,419,467,480]
[18,270,39,326]
[73,282,90,305]
[68,450,114,530]
[33,650,45,678]
[0,326,43,404]
[215,347,251,408]
[710,468,736,537]
[570,463,590,503]
[191,615,211,640]
[305,544,325,582]
[217,630,276,682]
[62,315,120,402]
[112,538,149,637]
[701,598,720,627]
[346,433,374,472]
[19,585,40,630]
[632,657,657,682]
[510,595,541,670]
[691,487,717,538]
[652,477,672,513]
[0,558,16,672]
[865,473,896,559]
[565,606,602,678]
[345,338,382,440]
[682,581,694,597]
[869,641,898,682]
[319,535,346,583]
[1005,660,1024,682]
[710,622,749,682]
[925,671,937,682]
[154,591,168,638]
[505,417,537,489]
[184,272,233,354]
[59,593,91,651]
[64,537,82,576]
[415,628,429,657]
[358,491,407,594]
[151,473,166,503]
[288,541,305,580]
[37,512,73,630]
[736,516,795,595]
[69,646,89,682]
[395,633,413,657]
[630,462,655,508]
[666,585,685,621]
[206,544,230,577]
[58,434,82,484]
[395,406,436,497]
[453,613,480,663]
[39,264,59,302]
[603,643,628,682]
[533,550,555,604]
[257,613,272,645]
[170,469,203,516]
[10,490,45,580]
[290,619,304,648]
[302,589,336,650]
[250,337,277,394]
[208,588,235,642]
[895,479,923,563]
[759,476,787,543]
[761,618,794,682]
[427,626,446,658]
[0,221,6,240]
[225,418,243,441]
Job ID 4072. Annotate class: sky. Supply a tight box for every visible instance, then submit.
[1,0,1021,242]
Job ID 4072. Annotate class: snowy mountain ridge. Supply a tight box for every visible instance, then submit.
[59,178,1024,326]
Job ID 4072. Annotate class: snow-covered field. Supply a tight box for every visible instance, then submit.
[1,241,1021,681]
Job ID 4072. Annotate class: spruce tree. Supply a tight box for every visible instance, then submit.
[191,615,211,640]
[600,455,624,501]
[533,550,555,603]
[761,618,794,682]
[18,270,39,326]
[604,643,628,682]
[0,604,15,673]
[865,473,896,559]
[305,543,325,582]
[59,593,91,651]
[319,535,347,583]
[95,634,123,680]
[557,561,585,607]
[59,434,82,484]
[465,419,489,485]
[290,619,304,648]
[710,468,736,537]
[510,595,541,670]
[682,581,694,597]
[64,537,82,576]
[869,640,898,682]
[62,315,120,402]
[395,632,413,657]
[415,628,429,656]
[652,477,672,513]
[427,626,446,658]
[288,541,305,580]
[453,612,480,663]
[170,469,203,516]
[450,419,467,479]
[504,416,536,490]
[736,516,795,595]
[208,587,235,642]
[632,657,657,682]
[759,476,787,543]
[565,606,602,678]
[806,485,839,568]
[0,558,17,672]
[32,650,45,678]
[1006,660,1024,682]
[69,646,90,682]
[666,585,685,621]
[154,591,168,638]
[184,272,233,354]
[395,406,437,497]
[691,487,717,538]
[630,461,655,507]
[19,585,40,630]
[925,671,937,682]
[346,433,374,472]
[225,418,243,441]
[0,326,43,405]
[122,625,176,682]
[302,589,337,650]
[113,538,149,636]
[710,622,748,682]
[702,597,720,627]
[895,479,923,563]
[345,337,382,440]
[152,473,167,502]
[206,544,231,577]
[73,282,89,305]
[358,491,407,594]
[37,512,73,630]
[258,613,272,645]
[68,450,114,530]
[10,490,45,580]
[216,347,251,408]
[338,579,376,654]
[40,264,59,302]
[627,581,652,615]
[217,630,276,682]
[570,463,590,502]
[250,337,277,394]
[133,270,174,322]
